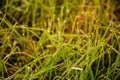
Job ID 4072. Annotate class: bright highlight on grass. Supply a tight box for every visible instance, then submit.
[0,0,120,80]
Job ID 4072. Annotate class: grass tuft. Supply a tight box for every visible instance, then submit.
[0,0,120,79]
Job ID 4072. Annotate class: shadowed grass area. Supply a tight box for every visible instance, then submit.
[0,0,120,80]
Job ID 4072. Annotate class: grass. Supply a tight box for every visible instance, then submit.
[0,0,120,80]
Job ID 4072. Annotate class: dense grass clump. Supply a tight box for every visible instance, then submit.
[0,0,120,80]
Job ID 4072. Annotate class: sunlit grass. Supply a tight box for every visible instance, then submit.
[0,0,120,80]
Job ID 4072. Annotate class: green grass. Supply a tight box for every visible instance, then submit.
[0,0,120,80]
